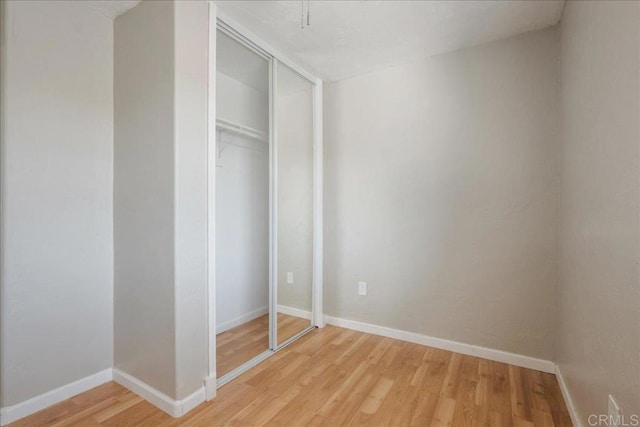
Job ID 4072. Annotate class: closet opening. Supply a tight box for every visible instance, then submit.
[210,15,323,389]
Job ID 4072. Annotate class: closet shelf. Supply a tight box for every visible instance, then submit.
[216,117,268,143]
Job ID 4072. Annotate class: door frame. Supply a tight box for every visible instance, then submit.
[205,2,323,400]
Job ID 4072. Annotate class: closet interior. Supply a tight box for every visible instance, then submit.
[214,23,318,383]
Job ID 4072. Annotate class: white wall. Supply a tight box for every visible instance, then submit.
[114,0,210,402]
[558,0,640,421]
[0,0,113,407]
[114,1,208,400]
[217,72,268,133]
[324,28,559,360]
[215,72,270,332]
[174,0,209,400]
[114,0,176,398]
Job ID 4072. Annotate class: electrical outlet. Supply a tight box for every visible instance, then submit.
[608,395,622,427]
[358,281,367,296]
[287,272,294,284]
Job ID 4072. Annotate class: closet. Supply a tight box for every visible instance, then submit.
[213,20,321,385]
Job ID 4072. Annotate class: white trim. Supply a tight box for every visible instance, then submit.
[277,304,312,320]
[112,369,204,418]
[324,316,556,374]
[312,79,324,328]
[269,57,278,350]
[0,368,113,426]
[113,369,174,416]
[206,0,218,401]
[276,326,315,351]
[216,19,271,61]
[207,4,324,390]
[555,364,583,427]
[180,387,206,416]
[204,375,217,401]
[216,350,273,388]
[217,306,269,334]
[215,8,318,84]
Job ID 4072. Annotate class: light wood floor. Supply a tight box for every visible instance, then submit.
[277,312,312,344]
[11,325,572,426]
[217,313,311,377]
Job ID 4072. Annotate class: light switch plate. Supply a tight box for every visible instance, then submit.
[287,272,294,284]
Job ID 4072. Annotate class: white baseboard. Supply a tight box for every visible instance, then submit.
[277,304,312,320]
[324,315,556,374]
[204,375,217,401]
[0,368,113,426]
[180,387,206,416]
[555,364,583,427]
[217,306,269,334]
[112,369,204,418]
[0,318,574,425]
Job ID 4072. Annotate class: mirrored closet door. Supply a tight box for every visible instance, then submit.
[275,61,315,346]
[214,22,319,384]
[215,29,270,378]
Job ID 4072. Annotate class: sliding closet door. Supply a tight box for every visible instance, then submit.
[275,61,315,345]
[215,30,270,377]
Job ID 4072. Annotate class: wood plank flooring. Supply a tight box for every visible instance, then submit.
[11,325,572,426]
[216,314,268,377]
[277,312,312,345]
[217,313,311,377]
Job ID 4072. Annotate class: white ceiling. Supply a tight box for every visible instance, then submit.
[216,0,565,82]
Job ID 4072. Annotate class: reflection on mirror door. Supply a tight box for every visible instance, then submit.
[215,29,270,377]
[276,61,315,345]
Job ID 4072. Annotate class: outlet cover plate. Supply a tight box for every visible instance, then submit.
[358,281,367,296]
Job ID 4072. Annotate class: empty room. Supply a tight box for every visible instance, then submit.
[0,0,638,426]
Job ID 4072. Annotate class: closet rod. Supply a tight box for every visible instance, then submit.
[216,117,268,143]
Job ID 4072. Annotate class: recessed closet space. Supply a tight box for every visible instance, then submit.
[213,22,320,384]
